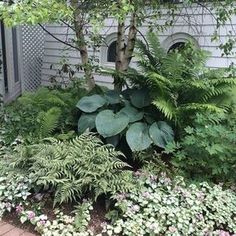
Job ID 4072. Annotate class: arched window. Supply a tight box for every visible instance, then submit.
[168,42,186,53]
[162,33,199,53]
[107,41,116,63]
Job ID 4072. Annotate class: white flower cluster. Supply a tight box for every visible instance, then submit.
[103,173,236,236]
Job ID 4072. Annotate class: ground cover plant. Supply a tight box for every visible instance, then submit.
[103,172,236,236]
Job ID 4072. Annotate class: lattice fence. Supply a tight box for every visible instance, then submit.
[21,25,45,92]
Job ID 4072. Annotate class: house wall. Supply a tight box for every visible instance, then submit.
[41,5,236,87]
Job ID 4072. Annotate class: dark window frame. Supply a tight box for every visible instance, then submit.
[12,27,20,83]
[1,21,8,93]
[107,41,117,63]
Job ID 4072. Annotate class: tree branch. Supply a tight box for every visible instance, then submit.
[38,23,80,51]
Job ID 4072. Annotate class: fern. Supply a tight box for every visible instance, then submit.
[1,86,87,143]
[129,32,236,127]
[11,133,134,205]
[37,107,62,138]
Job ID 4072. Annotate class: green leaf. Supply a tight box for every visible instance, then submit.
[96,110,129,138]
[149,121,174,148]
[78,113,97,134]
[119,106,144,123]
[20,216,28,224]
[126,122,152,151]
[130,88,151,108]
[104,90,121,104]
[76,95,106,113]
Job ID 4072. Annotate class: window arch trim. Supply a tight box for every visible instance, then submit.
[162,33,199,53]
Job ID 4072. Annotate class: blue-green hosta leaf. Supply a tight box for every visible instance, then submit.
[126,122,152,151]
[119,106,144,123]
[96,110,129,138]
[130,88,151,108]
[104,90,121,104]
[78,113,97,134]
[76,95,106,113]
[149,121,174,148]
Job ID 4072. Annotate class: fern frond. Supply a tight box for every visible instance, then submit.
[38,107,62,138]
[10,133,134,205]
[152,98,176,120]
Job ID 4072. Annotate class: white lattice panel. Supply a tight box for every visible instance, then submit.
[21,25,45,92]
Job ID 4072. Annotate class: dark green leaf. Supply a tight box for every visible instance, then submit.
[130,88,151,108]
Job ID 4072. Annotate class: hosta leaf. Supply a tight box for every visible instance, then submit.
[104,90,121,104]
[149,121,174,148]
[96,110,129,138]
[126,122,152,151]
[76,95,106,113]
[130,88,151,108]
[119,106,144,123]
[78,113,97,134]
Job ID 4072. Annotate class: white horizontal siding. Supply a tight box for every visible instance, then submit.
[41,4,236,87]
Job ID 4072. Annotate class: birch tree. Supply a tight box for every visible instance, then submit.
[0,0,235,91]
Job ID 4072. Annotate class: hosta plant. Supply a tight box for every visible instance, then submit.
[77,88,174,152]
[103,172,236,236]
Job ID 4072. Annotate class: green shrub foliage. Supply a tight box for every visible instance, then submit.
[0,86,86,144]
[127,32,236,127]
[104,172,236,235]
[77,89,174,152]
[166,112,236,182]
[11,133,134,205]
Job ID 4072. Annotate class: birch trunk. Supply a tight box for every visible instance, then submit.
[115,13,138,90]
[71,0,95,91]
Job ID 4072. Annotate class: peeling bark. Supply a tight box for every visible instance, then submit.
[115,13,138,91]
[71,0,95,91]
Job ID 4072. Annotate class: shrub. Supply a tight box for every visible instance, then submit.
[104,172,236,235]
[0,86,86,144]
[11,133,134,205]
[166,112,236,182]
[77,88,174,152]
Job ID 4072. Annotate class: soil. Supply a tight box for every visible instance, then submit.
[2,196,107,235]
[89,198,107,234]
